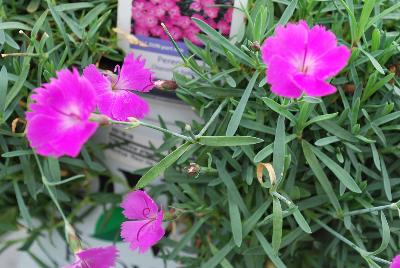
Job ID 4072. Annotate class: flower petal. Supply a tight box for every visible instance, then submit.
[26,113,98,158]
[64,246,118,268]
[121,217,165,253]
[314,45,351,79]
[292,73,336,97]
[83,64,112,95]
[267,56,302,98]
[261,21,308,64]
[121,190,159,220]
[118,53,154,92]
[307,25,338,56]
[110,90,149,121]
[390,255,400,268]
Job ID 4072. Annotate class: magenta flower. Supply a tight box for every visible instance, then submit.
[135,26,150,36]
[168,6,181,19]
[120,190,165,253]
[176,16,191,28]
[169,26,183,40]
[189,2,202,11]
[26,69,98,158]
[204,7,219,19]
[64,246,118,268]
[224,8,233,23]
[391,255,400,268]
[261,20,350,98]
[154,6,166,18]
[83,53,153,121]
[150,26,164,37]
[218,20,230,35]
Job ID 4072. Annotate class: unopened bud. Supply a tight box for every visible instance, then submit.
[251,41,260,51]
[89,113,110,125]
[154,80,178,91]
[65,222,82,253]
[185,163,200,177]
[184,124,192,132]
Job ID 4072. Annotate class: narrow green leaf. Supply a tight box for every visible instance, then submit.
[254,134,296,163]
[293,209,312,234]
[13,181,33,229]
[169,217,208,259]
[0,66,8,118]
[370,143,381,171]
[226,72,259,136]
[216,160,249,215]
[272,197,283,253]
[356,0,376,40]
[305,113,338,127]
[136,142,191,189]
[302,141,341,212]
[315,136,340,146]
[198,136,263,147]
[273,116,286,183]
[2,149,33,158]
[0,22,31,31]
[277,0,298,26]
[311,145,361,193]
[371,212,390,255]
[359,47,385,74]
[53,2,94,11]
[47,0,70,55]
[192,18,254,65]
[362,73,395,102]
[31,10,49,37]
[380,158,392,201]
[255,230,286,268]
[208,241,235,268]
[27,0,41,13]
[365,2,400,31]
[317,120,357,142]
[228,192,242,247]
[262,97,296,122]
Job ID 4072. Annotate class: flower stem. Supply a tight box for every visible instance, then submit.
[109,119,194,142]
[343,202,399,217]
[33,153,69,224]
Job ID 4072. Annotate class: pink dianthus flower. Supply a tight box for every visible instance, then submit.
[26,69,98,158]
[391,255,400,268]
[261,20,350,98]
[64,246,118,268]
[120,190,165,253]
[83,53,153,121]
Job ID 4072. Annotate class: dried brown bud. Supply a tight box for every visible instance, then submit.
[11,118,26,133]
[186,163,200,177]
[343,84,355,94]
[154,80,178,91]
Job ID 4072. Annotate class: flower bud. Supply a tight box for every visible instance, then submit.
[186,163,200,177]
[154,80,178,91]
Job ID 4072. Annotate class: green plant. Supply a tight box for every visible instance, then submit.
[0,0,123,266]
[142,0,400,267]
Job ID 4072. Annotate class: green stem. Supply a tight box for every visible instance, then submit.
[344,202,399,216]
[109,119,193,142]
[46,174,85,186]
[33,153,69,224]
[197,99,228,137]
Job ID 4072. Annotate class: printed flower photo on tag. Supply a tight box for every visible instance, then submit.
[131,0,233,45]
[117,0,247,79]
